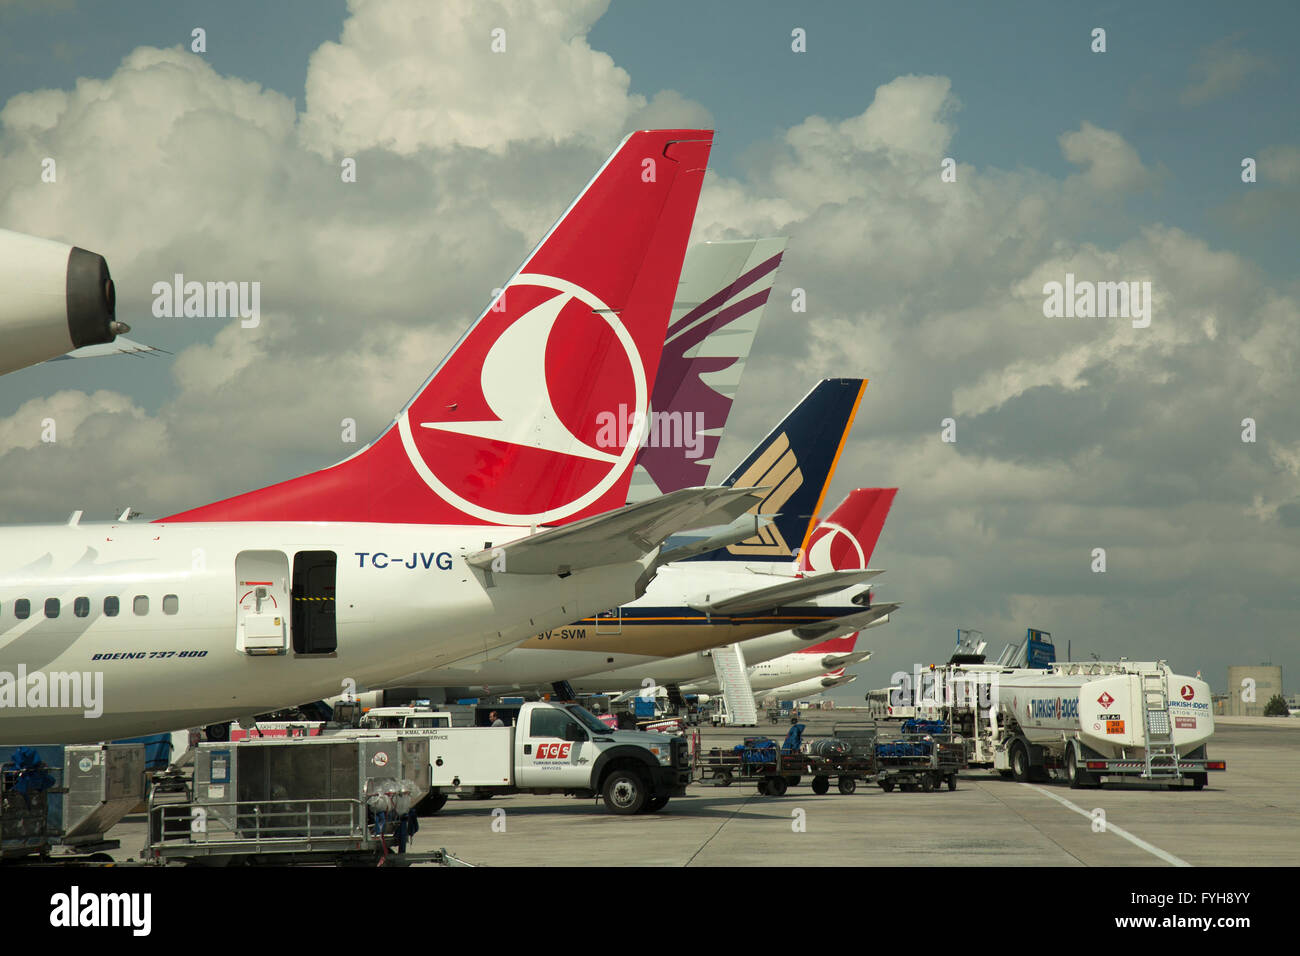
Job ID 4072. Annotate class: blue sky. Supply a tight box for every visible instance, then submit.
[0,0,1296,697]
[4,0,1294,274]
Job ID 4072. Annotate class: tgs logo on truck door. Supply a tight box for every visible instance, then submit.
[535,742,572,760]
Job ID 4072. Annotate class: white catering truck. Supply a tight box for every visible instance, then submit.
[992,660,1225,789]
[411,701,691,815]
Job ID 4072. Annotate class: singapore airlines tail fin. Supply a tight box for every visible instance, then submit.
[684,377,866,563]
[164,130,714,527]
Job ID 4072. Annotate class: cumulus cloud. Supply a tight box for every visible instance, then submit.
[0,2,1295,685]
[1181,39,1275,106]
[1059,121,1153,193]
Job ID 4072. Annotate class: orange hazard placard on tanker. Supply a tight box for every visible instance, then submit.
[1105,719,1125,734]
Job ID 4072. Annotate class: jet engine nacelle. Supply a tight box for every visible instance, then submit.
[0,228,124,375]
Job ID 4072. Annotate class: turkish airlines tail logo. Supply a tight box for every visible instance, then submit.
[163,130,714,526]
[419,285,620,464]
[800,488,897,572]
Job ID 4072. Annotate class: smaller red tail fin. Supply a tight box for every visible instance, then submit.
[796,632,860,655]
[797,488,897,572]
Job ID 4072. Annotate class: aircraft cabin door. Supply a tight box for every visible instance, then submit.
[236,550,290,655]
[292,550,337,654]
[595,607,621,635]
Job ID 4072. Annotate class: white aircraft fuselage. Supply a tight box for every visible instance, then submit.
[0,521,649,742]
[389,561,874,693]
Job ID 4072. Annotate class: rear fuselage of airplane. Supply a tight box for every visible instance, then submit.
[390,562,871,693]
[0,521,649,742]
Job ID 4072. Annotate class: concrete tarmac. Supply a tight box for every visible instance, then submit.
[96,711,1299,866]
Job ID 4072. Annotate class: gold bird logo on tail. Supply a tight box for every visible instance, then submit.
[726,432,802,556]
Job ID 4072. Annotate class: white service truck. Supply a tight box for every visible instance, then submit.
[412,701,691,815]
[991,660,1225,789]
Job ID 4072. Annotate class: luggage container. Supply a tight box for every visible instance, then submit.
[145,735,430,864]
[1,743,146,860]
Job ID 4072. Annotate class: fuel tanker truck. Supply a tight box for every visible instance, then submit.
[991,660,1225,789]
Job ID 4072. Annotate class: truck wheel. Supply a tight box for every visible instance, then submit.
[756,777,769,795]
[415,792,448,816]
[811,775,830,795]
[920,774,935,793]
[1066,749,1094,789]
[880,779,895,793]
[712,768,733,787]
[946,775,957,792]
[838,776,857,795]
[1010,742,1031,782]
[767,776,789,797]
[603,769,648,815]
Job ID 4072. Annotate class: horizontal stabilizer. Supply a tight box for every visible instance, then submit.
[655,514,775,566]
[791,603,899,641]
[692,568,882,616]
[466,485,763,575]
[53,336,168,360]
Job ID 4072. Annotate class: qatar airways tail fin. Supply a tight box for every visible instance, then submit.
[798,487,897,573]
[626,237,787,503]
[165,130,714,526]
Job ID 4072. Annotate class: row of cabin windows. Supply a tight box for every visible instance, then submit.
[5,595,180,619]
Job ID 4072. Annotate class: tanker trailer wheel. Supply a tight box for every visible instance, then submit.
[767,775,789,797]
[811,775,830,795]
[837,776,857,795]
[415,792,448,816]
[880,778,895,793]
[1010,742,1031,782]
[1066,748,1095,790]
[603,769,648,815]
